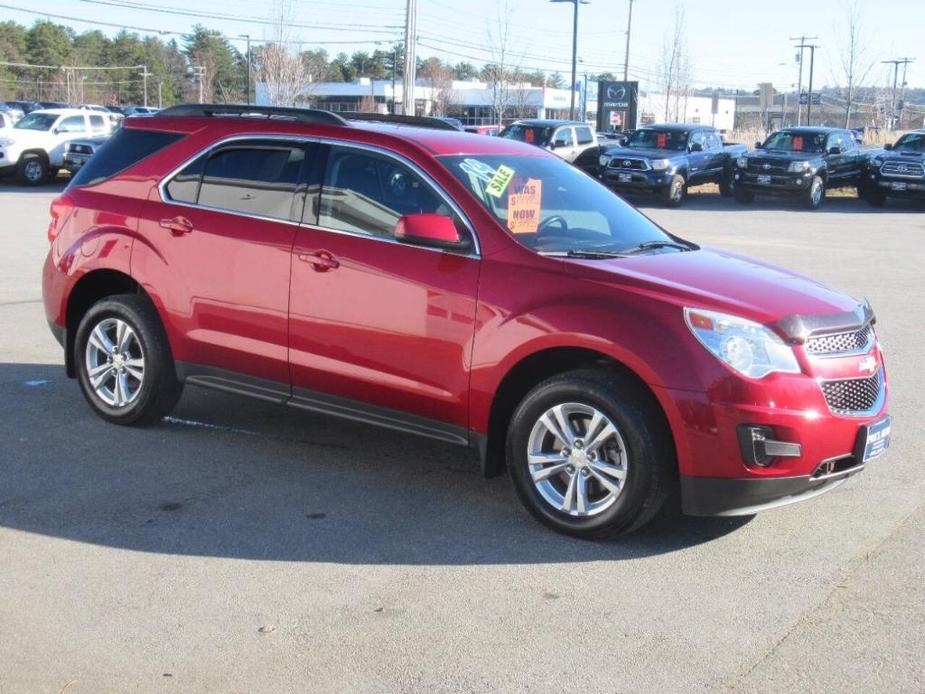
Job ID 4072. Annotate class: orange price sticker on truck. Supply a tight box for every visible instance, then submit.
[507,178,543,234]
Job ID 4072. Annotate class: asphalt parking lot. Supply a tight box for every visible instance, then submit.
[1,180,923,694]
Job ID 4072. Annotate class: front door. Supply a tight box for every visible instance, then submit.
[136,139,308,387]
[288,143,480,437]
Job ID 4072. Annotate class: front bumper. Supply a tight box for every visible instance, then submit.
[865,174,925,199]
[735,169,814,195]
[63,153,91,172]
[603,167,673,193]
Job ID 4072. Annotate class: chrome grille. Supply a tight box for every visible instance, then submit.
[608,157,648,170]
[805,325,874,356]
[820,369,883,416]
[748,158,789,174]
[881,160,924,177]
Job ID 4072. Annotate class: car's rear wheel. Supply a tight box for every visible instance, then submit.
[18,155,47,185]
[663,174,686,208]
[804,175,825,209]
[75,295,182,425]
[506,369,675,539]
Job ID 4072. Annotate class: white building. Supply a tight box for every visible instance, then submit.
[637,93,736,132]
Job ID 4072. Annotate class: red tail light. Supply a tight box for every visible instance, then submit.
[48,194,75,243]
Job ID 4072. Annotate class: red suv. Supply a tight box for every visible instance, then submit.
[42,105,891,538]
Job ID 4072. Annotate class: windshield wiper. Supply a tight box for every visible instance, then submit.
[540,249,629,259]
[620,240,694,255]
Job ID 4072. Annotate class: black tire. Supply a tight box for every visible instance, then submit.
[17,154,48,186]
[663,174,686,208]
[719,167,736,197]
[74,294,182,426]
[506,368,676,540]
[804,175,825,210]
[734,185,754,204]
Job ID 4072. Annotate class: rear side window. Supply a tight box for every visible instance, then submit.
[70,127,184,187]
[89,114,106,131]
[196,146,306,221]
[576,126,594,145]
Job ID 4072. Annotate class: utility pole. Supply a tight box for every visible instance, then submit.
[882,58,914,130]
[623,0,634,82]
[239,34,251,105]
[805,44,817,125]
[141,64,149,107]
[194,65,205,103]
[790,36,817,126]
[390,48,397,113]
[157,80,163,109]
[551,0,589,121]
[401,0,417,115]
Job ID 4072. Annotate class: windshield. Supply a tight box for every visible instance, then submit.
[14,113,57,131]
[439,154,678,254]
[893,133,925,153]
[625,129,689,150]
[499,124,554,147]
[762,130,827,153]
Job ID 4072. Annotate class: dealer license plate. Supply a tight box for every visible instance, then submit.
[858,416,891,463]
[891,181,907,191]
[757,174,772,185]
[617,173,632,183]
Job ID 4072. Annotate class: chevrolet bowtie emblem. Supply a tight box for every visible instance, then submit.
[858,355,878,375]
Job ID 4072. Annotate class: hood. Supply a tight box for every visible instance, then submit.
[745,149,823,162]
[881,149,924,161]
[570,247,860,331]
[604,146,687,160]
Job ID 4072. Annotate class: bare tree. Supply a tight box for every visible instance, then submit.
[485,0,519,126]
[835,0,877,128]
[658,3,692,122]
[260,0,311,106]
[419,57,455,116]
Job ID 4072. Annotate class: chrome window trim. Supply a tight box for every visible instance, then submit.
[157,133,481,258]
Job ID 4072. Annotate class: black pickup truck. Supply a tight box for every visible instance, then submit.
[734,127,862,209]
[597,124,747,207]
[860,129,925,207]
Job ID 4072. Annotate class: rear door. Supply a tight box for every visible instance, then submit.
[287,142,480,436]
[136,138,308,389]
[687,130,708,183]
[552,126,578,161]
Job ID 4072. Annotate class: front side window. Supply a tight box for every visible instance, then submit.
[440,154,676,254]
[197,145,306,221]
[14,112,57,131]
[58,116,87,133]
[319,146,455,238]
[762,130,827,153]
[625,129,689,151]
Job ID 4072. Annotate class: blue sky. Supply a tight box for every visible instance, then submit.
[5,0,922,90]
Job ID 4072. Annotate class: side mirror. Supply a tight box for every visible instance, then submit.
[689,142,703,152]
[754,141,763,149]
[395,214,465,250]
[884,143,893,151]
[827,146,842,155]
[53,127,63,135]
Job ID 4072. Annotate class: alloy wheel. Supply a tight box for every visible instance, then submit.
[84,317,146,408]
[23,160,44,182]
[526,402,629,517]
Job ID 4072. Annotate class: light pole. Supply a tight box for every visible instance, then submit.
[623,0,634,82]
[239,34,251,105]
[402,0,417,115]
[551,0,589,121]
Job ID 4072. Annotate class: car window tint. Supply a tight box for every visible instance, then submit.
[319,147,453,238]
[59,116,86,133]
[89,114,106,131]
[164,154,206,203]
[576,126,594,145]
[197,145,305,221]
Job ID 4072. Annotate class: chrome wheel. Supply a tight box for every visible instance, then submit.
[670,179,683,203]
[810,179,823,207]
[526,402,629,517]
[23,159,44,182]
[84,317,145,408]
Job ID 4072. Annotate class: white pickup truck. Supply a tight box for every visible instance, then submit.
[0,108,111,184]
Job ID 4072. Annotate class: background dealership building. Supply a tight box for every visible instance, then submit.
[256,78,737,132]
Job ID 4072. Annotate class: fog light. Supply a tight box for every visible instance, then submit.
[737,425,802,467]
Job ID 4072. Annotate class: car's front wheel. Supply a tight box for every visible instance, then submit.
[17,155,48,185]
[663,174,686,208]
[804,175,825,209]
[75,295,182,425]
[506,369,675,539]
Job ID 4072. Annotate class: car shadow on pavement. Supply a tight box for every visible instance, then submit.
[0,362,752,565]
[635,192,925,214]
[0,178,68,195]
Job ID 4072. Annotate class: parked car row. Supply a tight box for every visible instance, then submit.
[497,117,924,210]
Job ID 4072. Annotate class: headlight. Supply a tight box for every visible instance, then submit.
[650,158,670,170]
[870,157,884,168]
[0,137,14,146]
[684,308,800,379]
[599,154,611,167]
[787,160,810,173]
[736,156,748,168]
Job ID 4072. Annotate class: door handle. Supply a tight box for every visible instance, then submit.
[159,216,194,236]
[298,250,340,272]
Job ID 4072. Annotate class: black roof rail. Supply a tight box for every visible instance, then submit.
[339,112,460,131]
[156,104,349,127]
